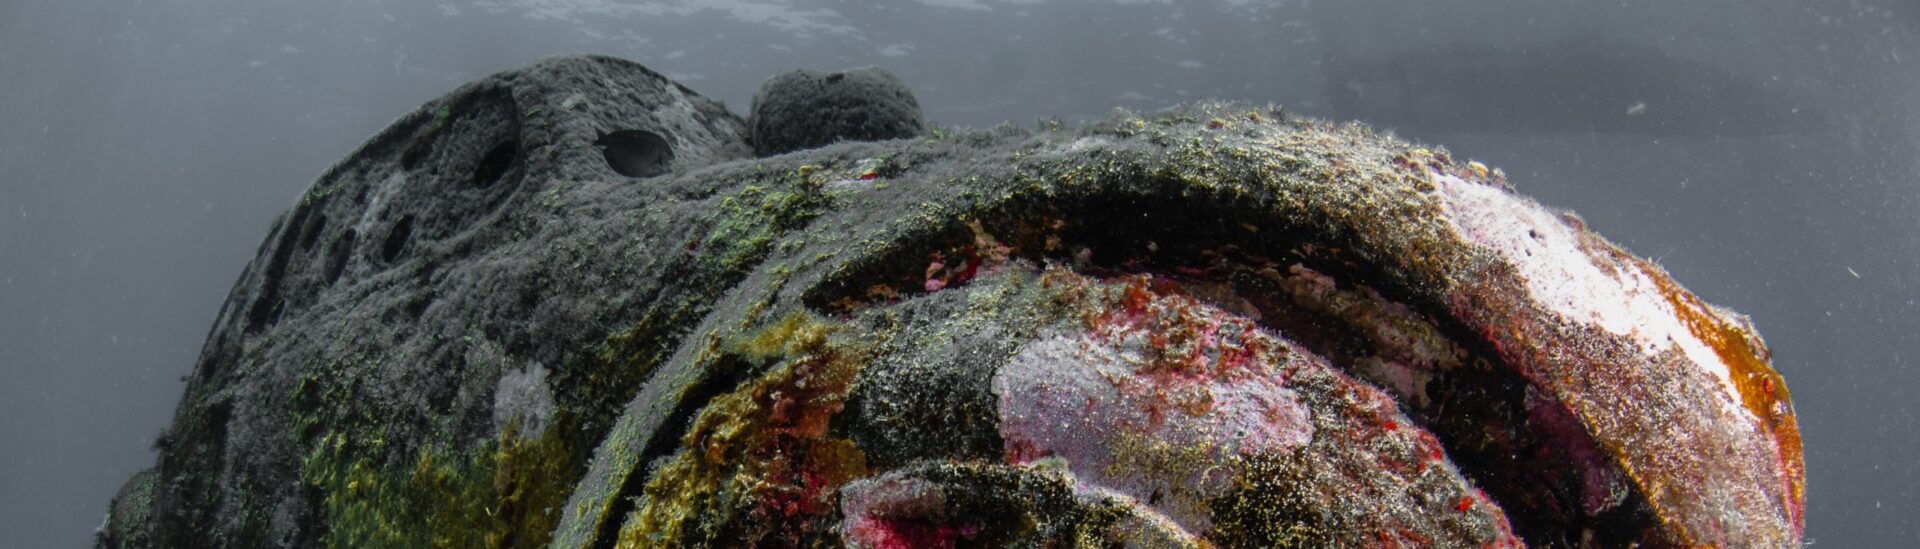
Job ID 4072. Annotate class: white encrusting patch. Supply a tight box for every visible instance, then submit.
[354,173,408,234]
[1067,136,1112,152]
[993,333,1314,533]
[1430,171,1751,425]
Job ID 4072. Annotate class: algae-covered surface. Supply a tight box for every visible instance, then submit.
[103,56,1802,548]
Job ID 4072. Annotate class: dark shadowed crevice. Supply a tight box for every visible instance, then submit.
[246,207,313,333]
[401,290,433,321]
[473,139,518,188]
[399,86,517,174]
[401,131,434,171]
[595,130,675,178]
[379,215,414,264]
[323,230,355,285]
[298,214,328,251]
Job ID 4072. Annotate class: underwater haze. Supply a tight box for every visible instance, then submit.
[2,0,1914,546]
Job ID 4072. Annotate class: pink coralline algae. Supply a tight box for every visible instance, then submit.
[988,272,1525,545]
[993,276,1316,527]
[994,333,1314,531]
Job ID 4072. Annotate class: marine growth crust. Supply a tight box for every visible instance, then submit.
[101,55,1802,549]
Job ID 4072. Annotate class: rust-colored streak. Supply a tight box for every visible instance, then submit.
[1643,260,1805,531]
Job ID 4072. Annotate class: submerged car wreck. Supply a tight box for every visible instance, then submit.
[101,55,1803,548]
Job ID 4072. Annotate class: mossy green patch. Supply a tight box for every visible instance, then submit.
[700,165,831,275]
[730,308,829,363]
[300,417,577,548]
[552,304,699,458]
[1205,454,1335,549]
[99,469,158,548]
[616,312,869,548]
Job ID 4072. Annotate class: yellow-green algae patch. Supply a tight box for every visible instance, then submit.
[703,164,833,274]
[615,312,870,548]
[1204,454,1335,548]
[299,417,575,548]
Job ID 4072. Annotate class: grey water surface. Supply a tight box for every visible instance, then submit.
[2,0,1913,546]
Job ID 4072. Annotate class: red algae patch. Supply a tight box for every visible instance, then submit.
[840,476,978,549]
